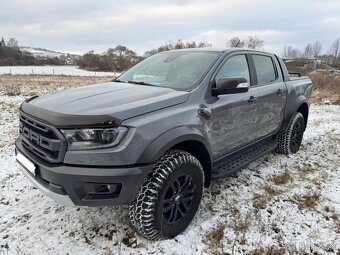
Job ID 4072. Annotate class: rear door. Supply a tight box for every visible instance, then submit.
[211,53,260,159]
[251,54,287,139]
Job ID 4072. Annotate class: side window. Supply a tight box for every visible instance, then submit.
[253,55,277,85]
[215,55,250,83]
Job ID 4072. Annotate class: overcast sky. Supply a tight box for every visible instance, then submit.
[0,0,339,56]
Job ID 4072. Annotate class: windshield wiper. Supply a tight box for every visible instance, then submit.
[113,79,124,83]
[127,80,156,87]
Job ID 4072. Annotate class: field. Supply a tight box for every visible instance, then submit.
[0,65,118,77]
[0,75,339,255]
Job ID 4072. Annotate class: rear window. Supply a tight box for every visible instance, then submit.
[253,55,277,85]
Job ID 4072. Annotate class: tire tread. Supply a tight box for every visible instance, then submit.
[277,112,304,155]
[129,149,203,240]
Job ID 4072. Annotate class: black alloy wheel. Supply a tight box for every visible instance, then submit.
[162,174,196,224]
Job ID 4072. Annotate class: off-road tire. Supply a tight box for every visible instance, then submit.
[129,149,204,240]
[277,112,305,155]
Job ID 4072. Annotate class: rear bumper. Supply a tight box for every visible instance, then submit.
[15,138,152,207]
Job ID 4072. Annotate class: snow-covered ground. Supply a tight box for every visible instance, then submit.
[0,92,339,254]
[0,66,118,77]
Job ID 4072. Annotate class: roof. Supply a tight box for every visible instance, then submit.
[166,47,270,55]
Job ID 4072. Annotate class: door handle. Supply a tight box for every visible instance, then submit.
[277,89,283,95]
[248,96,257,103]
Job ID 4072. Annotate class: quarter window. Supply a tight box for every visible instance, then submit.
[215,55,250,83]
[253,55,277,85]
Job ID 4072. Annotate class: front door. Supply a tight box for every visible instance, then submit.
[211,54,260,160]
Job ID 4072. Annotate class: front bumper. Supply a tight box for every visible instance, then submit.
[15,138,152,207]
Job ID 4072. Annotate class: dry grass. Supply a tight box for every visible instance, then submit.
[298,162,317,179]
[204,223,226,255]
[3,84,21,96]
[1,72,339,106]
[271,169,292,185]
[253,193,268,210]
[308,72,340,105]
[249,246,286,255]
[229,213,252,233]
[0,74,113,96]
[324,206,340,232]
[296,191,321,210]
[263,184,284,196]
[332,213,340,232]
[253,183,284,210]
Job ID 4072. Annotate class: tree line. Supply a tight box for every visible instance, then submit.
[79,37,266,72]
[79,40,211,72]
[226,36,265,50]
[282,38,340,67]
[3,35,339,70]
[0,37,67,66]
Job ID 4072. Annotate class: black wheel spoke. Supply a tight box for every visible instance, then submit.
[179,196,192,203]
[169,204,176,222]
[179,200,189,210]
[163,203,173,212]
[175,179,181,193]
[170,183,175,193]
[162,174,196,224]
[177,204,185,217]
[290,118,304,153]
[181,187,195,196]
[180,175,189,189]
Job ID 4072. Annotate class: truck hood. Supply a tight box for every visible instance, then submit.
[21,82,189,127]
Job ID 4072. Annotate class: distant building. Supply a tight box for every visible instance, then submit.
[283,57,318,73]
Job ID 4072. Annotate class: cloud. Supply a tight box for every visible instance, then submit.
[0,0,339,55]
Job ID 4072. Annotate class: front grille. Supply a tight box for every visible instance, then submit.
[19,112,67,163]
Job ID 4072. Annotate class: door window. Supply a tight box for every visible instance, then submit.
[253,55,277,85]
[215,55,250,83]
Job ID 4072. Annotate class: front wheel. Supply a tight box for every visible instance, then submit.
[277,112,305,155]
[129,150,204,240]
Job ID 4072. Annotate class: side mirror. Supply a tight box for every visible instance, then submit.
[212,77,249,96]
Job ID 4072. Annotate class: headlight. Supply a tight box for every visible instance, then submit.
[61,127,128,150]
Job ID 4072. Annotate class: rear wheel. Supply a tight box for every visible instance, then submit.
[129,150,204,240]
[277,112,305,155]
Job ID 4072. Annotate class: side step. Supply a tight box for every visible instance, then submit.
[212,137,277,180]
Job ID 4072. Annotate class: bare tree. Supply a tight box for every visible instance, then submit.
[303,43,314,58]
[282,45,300,58]
[311,41,322,57]
[227,37,245,48]
[198,41,211,48]
[246,36,264,50]
[6,37,18,48]
[143,40,211,57]
[0,37,5,47]
[328,38,340,64]
[107,45,139,72]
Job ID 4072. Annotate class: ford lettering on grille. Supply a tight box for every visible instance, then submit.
[19,113,66,163]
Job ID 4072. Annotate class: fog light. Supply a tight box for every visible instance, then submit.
[83,182,121,195]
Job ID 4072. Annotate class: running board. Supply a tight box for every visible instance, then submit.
[212,138,277,180]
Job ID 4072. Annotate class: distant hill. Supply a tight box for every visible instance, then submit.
[19,46,80,65]
[19,46,64,58]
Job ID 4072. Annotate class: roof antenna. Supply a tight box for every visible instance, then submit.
[235,39,240,48]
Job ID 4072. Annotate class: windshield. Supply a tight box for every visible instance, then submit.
[116,51,221,90]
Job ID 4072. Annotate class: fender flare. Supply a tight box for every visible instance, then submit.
[137,126,212,164]
[279,95,309,133]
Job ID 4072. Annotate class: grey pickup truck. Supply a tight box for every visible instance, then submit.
[15,48,312,240]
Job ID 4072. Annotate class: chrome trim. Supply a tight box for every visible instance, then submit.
[236,82,249,88]
[19,164,75,207]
